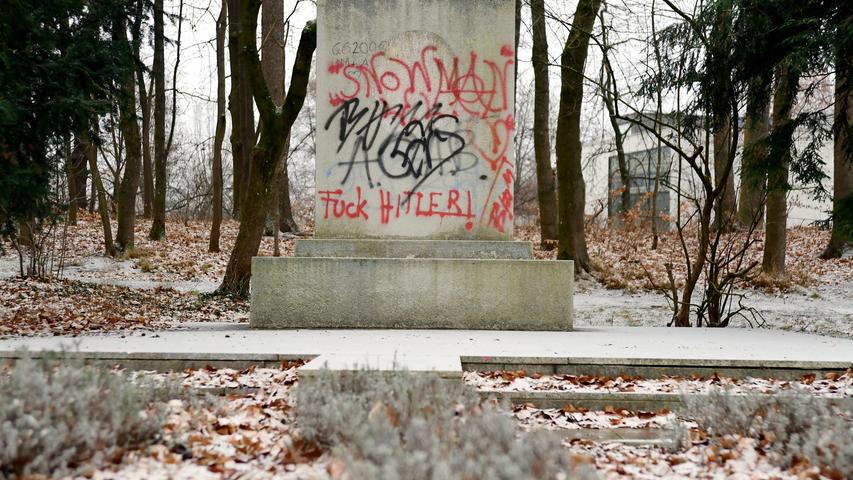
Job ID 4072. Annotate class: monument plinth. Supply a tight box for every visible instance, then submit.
[250,0,574,330]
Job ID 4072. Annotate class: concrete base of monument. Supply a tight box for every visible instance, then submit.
[249,256,574,330]
[294,239,534,259]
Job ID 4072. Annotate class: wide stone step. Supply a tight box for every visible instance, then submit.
[249,256,574,330]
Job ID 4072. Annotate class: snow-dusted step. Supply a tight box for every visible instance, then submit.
[298,352,462,379]
[1,325,851,379]
[481,390,853,412]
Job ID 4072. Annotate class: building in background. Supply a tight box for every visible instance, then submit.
[585,112,835,229]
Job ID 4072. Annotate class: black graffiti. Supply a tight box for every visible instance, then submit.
[324,98,478,200]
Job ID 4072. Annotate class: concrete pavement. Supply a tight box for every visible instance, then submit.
[1,324,851,379]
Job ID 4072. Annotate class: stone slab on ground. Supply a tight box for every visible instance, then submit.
[484,390,853,411]
[1,326,851,379]
[250,257,574,330]
[299,352,462,379]
[294,239,534,259]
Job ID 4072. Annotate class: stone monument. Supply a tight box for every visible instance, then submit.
[250,0,574,330]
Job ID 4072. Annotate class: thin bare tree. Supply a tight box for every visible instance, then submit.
[820,48,852,258]
[150,0,167,239]
[135,28,154,219]
[227,0,255,219]
[209,0,227,253]
[531,0,558,247]
[737,82,770,229]
[114,12,142,252]
[762,65,797,278]
[86,128,116,257]
[555,0,601,273]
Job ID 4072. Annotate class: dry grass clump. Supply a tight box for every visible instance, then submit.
[296,370,596,480]
[0,354,181,479]
[683,388,853,479]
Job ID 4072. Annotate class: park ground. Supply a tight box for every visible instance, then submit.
[1,215,851,479]
[1,213,850,338]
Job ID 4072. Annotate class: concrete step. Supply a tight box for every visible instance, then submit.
[249,256,574,330]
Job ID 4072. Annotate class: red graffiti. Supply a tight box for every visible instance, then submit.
[486,168,514,234]
[378,189,475,229]
[318,188,369,220]
[328,45,514,120]
[324,43,517,236]
[472,114,515,172]
[328,60,344,74]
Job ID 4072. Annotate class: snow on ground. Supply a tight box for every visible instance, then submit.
[571,436,821,480]
[512,403,680,430]
[1,216,850,338]
[573,278,853,338]
[4,275,848,339]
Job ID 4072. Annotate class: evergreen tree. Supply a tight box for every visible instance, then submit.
[0,0,133,244]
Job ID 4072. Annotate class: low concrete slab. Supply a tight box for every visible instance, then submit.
[295,239,534,259]
[250,257,574,330]
[484,390,853,411]
[2,326,851,379]
[300,353,461,379]
[558,428,680,447]
[462,356,853,380]
[488,390,684,411]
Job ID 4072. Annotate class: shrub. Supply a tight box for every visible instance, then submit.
[0,353,179,479]
[683,388,853,477]
[296,370,595,480]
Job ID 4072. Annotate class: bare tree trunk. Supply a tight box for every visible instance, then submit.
[821,54,852,259]
[673,181,714,327]
[603,71,630,219]
[713,115,737,231]
[114,14,142,252]
[149,0,167,240]
[651,133,662,249]
[708,3,737,234]
[88,172,96,213]
[218,4,316,298]
[107,110,123,209]
[71,136,89,212]
[737,83,770,229]
[531,0,558,247]
[164,0,183,161]
[66,143,78,225]
[599,9,630,221]
[261,0,293,234]
[210,1,227,253]
[514,0,520,109]
[67,136,89,225]
[650,3,663,248]
[262,0,298,234]
[136,67,153,218]
[276,135,299,232]
[555,0,600,273]
[762,66,796,278]
[86,129,116,257]
[228,0,255,220]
